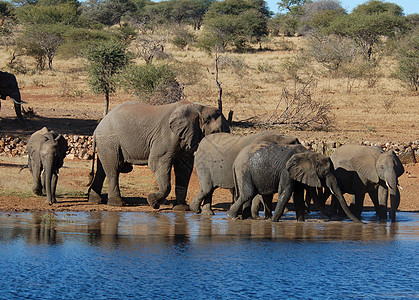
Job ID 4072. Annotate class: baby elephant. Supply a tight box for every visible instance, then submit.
[227,142,361,223]
[27,127,67,205]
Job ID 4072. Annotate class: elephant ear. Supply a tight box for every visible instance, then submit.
[350,151,379,184]
[286,153,322,187]
[169,104,202,150]
[389,150,405,177]
[55,134,68,162]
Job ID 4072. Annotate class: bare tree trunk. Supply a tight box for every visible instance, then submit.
[104,89,110,117]
[215,49,222,113]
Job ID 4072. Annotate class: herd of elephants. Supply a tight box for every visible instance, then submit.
[1,71,405,222]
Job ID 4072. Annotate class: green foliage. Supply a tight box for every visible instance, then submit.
[18,24,66,69]
[326,1,407,60]
[396,28,419,91]
[172,26,195,49]
[120,63,183,104]
[352,0,403,16]
[85,40,131,115]
[16,3,80,26]
[201,0,271,52]
[59,27,114,57]
[0,1,17,41]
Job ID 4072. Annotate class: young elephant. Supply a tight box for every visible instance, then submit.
[330,143,404,221]
[27,127,68,205]
[227,142,361,223]
[189,131,300,216]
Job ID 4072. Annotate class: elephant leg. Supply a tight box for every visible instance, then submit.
[368,189,381,216]
[262,194,273,219]
[31,166,43,196]
[227,192,254,219]
[147,155,172,209]
[350,190,365,219]
[173,155,194,210]
[201,191,215,215]
[308,187,331,219]
[377,185,389,220]
[293,184,305,222]
[272,176,294,222]
[251,195,263,219]
[88,158,106,204]
[104,165,123,206]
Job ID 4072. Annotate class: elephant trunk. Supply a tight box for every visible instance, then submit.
[11,91,24,122]
[44,164,54,205]
[326,174,361,223]
[385,173,400,222]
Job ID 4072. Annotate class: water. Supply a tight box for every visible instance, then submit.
[0,211,418,299]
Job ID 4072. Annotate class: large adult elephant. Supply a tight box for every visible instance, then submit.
[27,127,68,205]
[0,71,26,122]
[189,131,300,216]
[227,142,361,223]
[88,101,230,208]
[330,143,404,221]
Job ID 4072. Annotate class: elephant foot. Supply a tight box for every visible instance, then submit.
[226,210,238,220]
[88,189,103,204]
[189,199,202,214]
[172,204,189,211]
[147,193,161,210]
[201,203,215,215]
[107,196,125,206]
[33,187,43,196]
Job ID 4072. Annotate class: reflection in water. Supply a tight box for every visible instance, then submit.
[0,212,417,299]
[0,211,417,245]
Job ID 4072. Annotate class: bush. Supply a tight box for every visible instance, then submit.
[121,63,184,104]
[172,27,195,50]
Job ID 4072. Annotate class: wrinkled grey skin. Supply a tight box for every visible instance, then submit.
[88,101,229,208]
[190,131,300,216]
[227,142,361,223]
[27,127,68,205]
[0,71,25,122]
[330,144,404,222]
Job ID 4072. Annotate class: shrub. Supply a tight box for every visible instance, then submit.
[120,63,184,104]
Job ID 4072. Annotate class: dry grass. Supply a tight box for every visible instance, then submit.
[1,36,418,145]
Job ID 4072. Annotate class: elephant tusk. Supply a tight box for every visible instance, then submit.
[398,184,404,190]
[11,98,28,105]
[386,181,393,189]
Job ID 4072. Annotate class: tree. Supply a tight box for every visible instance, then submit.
[396,28,419,91]
[202,0,271,51]
[270,0,310,36]
[327,0,407,60]
[18,24,65,69]
[86,41,130,116]
[300,0,345,34]
[0,1,17,45]
[16,3,80,26]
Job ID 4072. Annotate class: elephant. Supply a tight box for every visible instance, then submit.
[88,100,230,208]
[27,127,68,205]
[329,143,404,221]
[0,71,26,122]
[189,131,300,216]
[227,142,361,223]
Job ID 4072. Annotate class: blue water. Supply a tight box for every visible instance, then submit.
[0,211,418,299]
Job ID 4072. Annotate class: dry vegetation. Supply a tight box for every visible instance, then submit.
[0,35,418,213]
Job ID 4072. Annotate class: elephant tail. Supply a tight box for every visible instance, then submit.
[86,134,96,187]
